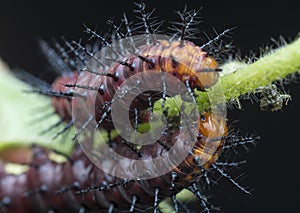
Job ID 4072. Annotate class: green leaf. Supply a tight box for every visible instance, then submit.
[0,60,74,154]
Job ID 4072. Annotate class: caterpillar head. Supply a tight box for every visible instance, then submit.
[194,112,228,169]
[158,40,220,90]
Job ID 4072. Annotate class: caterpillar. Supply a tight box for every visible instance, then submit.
[0,112,245,213]
[41,2,228,182]
[48,36,221,133]
[4,2,258,213]
[31,2,230,136]
[0,112,257,212]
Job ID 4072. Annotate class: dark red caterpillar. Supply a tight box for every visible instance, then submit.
[8,2,257,213]
[37,2,229,136]
[1,112,239,213]
[50,40,220,133]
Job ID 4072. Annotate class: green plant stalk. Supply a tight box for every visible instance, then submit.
[223,38,300,97]
[154,37,300,113]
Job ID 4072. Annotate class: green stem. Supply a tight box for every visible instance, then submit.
[155,37,300,113]
[222,37,300,99]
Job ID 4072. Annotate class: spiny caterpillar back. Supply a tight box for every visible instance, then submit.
[0,2,258,213]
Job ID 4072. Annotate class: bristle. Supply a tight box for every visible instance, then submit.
[200,28,235,61]
[38,119,64,135]
[61,37,88,70]
[107,19,125,39]
[121,138,142,157]
[53,39,78,70]
[38,40,72,75]
[170,172,179,213]
[117,60,135,71]
[23,184,48,198]
[153,187,160,213]
[133,2,162,43]
[107,19,128,55]
[15,68,52,90]
[95,107,111,129]
[129,195,138,212]
[28,111,56,126]
[75,179,132,195]
[185,80,197,103]
[72,115,94,140]
[188,182,210,213]
[169,6,202,44]
[52,119,74,140]
[212,164,251,195]
[198,165,211,187]
[63,83,99,91]
[83,24,122,58]
[222,135,259,151]
[25,88,84,99]
[108,203,114,213]
[137,55,155,68]
[122,13,137,51]
[70,39,106,70]
[215,160,247,168]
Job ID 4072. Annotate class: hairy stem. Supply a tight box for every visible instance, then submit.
[155,37,300,113]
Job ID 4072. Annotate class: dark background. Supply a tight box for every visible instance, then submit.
[0,0,299,212]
